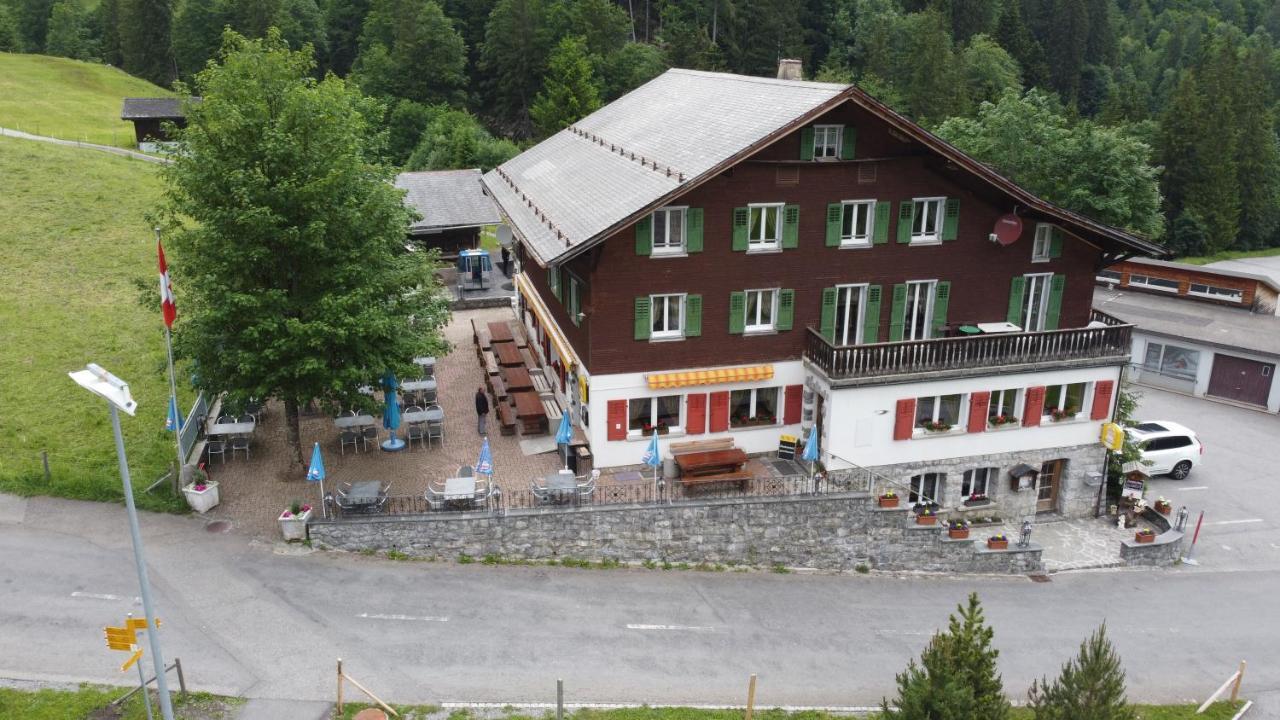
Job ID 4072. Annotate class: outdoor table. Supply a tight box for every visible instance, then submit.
[439,476,480,509]
[413,356,436,370]
[976,321,1022,334]
[542,471,579,503]
[502,366,533,391]
[495,342,523,368]
[207,421,255,437]
[512,391,548,434]
[487,321,514,344]
[399,378,437,393]
[347,481,384,509]
[334,415,376,429]
[401,408,443,425]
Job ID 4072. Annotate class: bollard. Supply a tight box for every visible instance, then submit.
[42,451,51,483]
[745,674,757,720]
[556,678,564,720]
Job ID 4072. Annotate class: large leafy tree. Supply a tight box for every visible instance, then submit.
[16,0,54,50]
[530,34,602,138]
[353,0,467,106]
[160,30,449,466]
[405,105,520,171]
[120,0,176,85]
[1028,625,1135,720]
[45,0,91,60]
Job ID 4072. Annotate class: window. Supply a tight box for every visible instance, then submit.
[813,124,842,158]
[961,468,996,501]
[909,473,943,505]
[1129,274,1179,292]
[650,294,685,339]
[548,266,560,299]
[904,280,936,340]
[911,198,945,244]
[1044,382,1088,420]
[628,395,681,435]
[1142,342,1200,381]
[916,393,963,431]
[744,288,777,332]
[565,273,582,325]
[652,207,686,255]
[729,387,779,428]
[988,388,1020,424]
[840,200,876,246]
[1188,283,1243,302]
[748,204,783,251]
[1021,273,1053,332]
[1032,224,1053,262]
[833,284,866,345]
[1097,269,1122,283]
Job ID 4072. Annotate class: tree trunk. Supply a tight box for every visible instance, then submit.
[284,397,304,468]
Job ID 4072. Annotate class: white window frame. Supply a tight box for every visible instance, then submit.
[911,197,945,245]
[652,206,687,256]
[1129,274,1180,292]
[744,288,778,333]
[627,394,683,436]
[729,387,781,428]
[1142,341,1200,381]
[1043,382,1090,421]
[961,468,995,501]
[649,293,686,340]
[834,284,867,346]
[1032,223,1053,263]
[747,203,784,252]
[904,279,936,341]
[914,393,966,433]
[909,472,944,505]
[548,266,560,298]
[840,200,876,247]
[988,388,1022,424]
[813,124,843,159]
[1096,269,1122,284]
[1187,283,1243,302]
[1022,273,1053,332]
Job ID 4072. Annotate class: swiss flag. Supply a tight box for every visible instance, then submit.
[158,241,176,329]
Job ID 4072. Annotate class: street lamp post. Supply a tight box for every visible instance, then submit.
[70,364,175,720]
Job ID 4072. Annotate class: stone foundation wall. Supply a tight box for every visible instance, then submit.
[1120,530,1184,566]
[310,493,1043,574]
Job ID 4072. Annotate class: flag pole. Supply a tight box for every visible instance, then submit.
[157,228,184,479]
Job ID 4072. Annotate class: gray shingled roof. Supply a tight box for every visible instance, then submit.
[1094,286,1280,357]
[484,69,847,265]
[1125,256,1280,293]
[396,169,501,232]
[121,97,197,120]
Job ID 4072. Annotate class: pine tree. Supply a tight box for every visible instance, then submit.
[173,0,228,79]
[321,0,371,75]
[480,0,553,136]
[353,0,467,105]
[96,0,123,65]
[1045,0,1088,102]
[950,0,1000,43]
[120,0,176,86]
[17,0,55,51]
[1233,46,1280,249]
[1028,625,1135,720]
[530,34,601,137]
[45,0,90,59]
[0,3,20,51]
[996,0,1048,88]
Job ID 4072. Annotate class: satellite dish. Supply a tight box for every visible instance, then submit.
[496,224,513,248]
[993,214,1023,245]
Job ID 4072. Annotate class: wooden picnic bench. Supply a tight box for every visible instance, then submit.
[675,448,751,489]
[512,325,529,349]
[481,350,500,377]
[542,397,562,422]
[502,365,533,392]
[488,374,508,403]
[531,374,551,395]
[495,342,523,368]
[512,390,549,435]
[488,321,514,344]
[474,329,492,359]
[495,400,517,435]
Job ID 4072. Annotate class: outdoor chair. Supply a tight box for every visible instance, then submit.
[206,439,227,464]
[245,401,263,423]
[531,480,551,504]
[422,388,438,404]
[457,464,474,478]
[339,430,359,455]
[425,483,446,511]
[216,414,234,425]
[576,476,596,502]
[405,423,426,450]
[230,435,251,460]
[361,425,378,450]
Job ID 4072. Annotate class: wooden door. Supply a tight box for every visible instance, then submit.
[1036,460,1063,513]
[1207,354,1274,406]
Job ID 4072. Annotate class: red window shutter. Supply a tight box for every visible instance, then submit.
[967,391,990,434]
[606,399,628,441]
[709,391,730,433]
[686,393,707,435]
[784,384,803,425]
[1091,380,1115,420]
[1023,386,1046,427]
[893,398,916,441]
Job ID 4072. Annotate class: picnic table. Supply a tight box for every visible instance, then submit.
[494,341,523,368]
[413,356,436,371]
[512,390,549,434]
[675,449,751,488]
[207,420,255,437]
[399,378,437,393]
[540,471,580,503]
[401,407,444,424]
[442,476,477,501]
[334,415,377,429]
[348,481,383,505]
[502,366,533,391]
[488,321,514,344]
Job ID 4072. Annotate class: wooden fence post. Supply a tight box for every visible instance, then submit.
[337,658,344,713]
[745,674,757,720]
[42,451,51,483]
[557,678,564,720]
[1231,660,1246,702]
[174,658,187,698]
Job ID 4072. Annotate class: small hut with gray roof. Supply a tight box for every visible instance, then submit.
[395,168,501,258]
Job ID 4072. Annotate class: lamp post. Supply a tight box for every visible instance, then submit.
[69,364,175,720]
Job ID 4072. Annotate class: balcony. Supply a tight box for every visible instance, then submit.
[805,310,1133,385]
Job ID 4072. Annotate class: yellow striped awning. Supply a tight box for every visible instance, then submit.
[647,365,774,389]
[514,272,579,371]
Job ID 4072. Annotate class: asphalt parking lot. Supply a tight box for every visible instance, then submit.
[1135,385,1280,571]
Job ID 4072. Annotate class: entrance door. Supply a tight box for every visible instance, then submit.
[1207,354,1274,406]
[1036,460,1063,513]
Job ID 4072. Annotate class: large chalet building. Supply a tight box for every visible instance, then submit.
[482,65,1165,519]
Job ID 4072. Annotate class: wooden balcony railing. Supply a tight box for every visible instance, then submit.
[805,312,1133,381]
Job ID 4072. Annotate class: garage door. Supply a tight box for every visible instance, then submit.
[1207,354,1275,406]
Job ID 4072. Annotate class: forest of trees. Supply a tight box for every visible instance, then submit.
[3,0,1280,256]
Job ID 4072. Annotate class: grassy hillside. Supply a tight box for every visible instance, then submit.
[0,53,174,148]
[0,136,189,511]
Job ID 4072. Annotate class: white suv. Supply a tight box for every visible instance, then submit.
[1126,421,1203,480]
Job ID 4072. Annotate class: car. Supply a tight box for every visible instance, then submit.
[1125,420,1203,480]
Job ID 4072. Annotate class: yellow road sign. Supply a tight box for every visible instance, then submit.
[127,617,161,630]
[120,649,143,672]
[1100,422,1124,451]
[104,626,136,651]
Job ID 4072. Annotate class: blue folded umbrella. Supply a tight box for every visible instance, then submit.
[554,413,573,445]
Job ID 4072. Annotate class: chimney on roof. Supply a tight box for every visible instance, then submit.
[777,59,802,81]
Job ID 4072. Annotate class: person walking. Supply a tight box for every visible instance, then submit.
[475,387,490,436]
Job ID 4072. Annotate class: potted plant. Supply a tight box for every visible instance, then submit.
[1134,528,1157,544]
[963,493,990,507]
[1049,406,1078,422]
[878,490,900,508]
[181,467,219,514]
[947,520,970,539]
[915,505,938,525]
[1154,497,1172,515]
[987,533,1009,550]
[988,414,1019,428]
[921,420,952,433]
[279,500,312,542]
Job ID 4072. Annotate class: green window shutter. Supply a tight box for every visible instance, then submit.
[819,287,837,341]
[863,285,882,343]
[839,126,856,160]
[800,127,815,161]
[825,203,843,247]
[634,296,651,340]
[889,283,907,341]
[635,214,652,256]
[1046,275,1066,330]
[942,198,960,241]
[776,289,795,331]
[685,294,702,337]
[1007,276,1026,325]
[550,267,561,301]
[896,201,914,244]
[873,201,891,244]
[731,207,749,251]
[728,291,746,334]
[932,281,951,334]
[782,205,800,249]
[1049,226,1063,258]
[686,208,704,253]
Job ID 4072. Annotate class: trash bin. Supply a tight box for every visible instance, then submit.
[663,456,678,479]
[561,444,578,473]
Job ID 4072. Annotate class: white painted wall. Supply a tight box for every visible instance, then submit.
[1129,331,1280,413]
[815,365,1124,470]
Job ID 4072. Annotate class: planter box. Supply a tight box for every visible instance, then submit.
[182,482,220,514]
[948,528,970,539]
[1134,531,1156,544]
[916,514,938,526]
[279,508,312,542]
[1155,502,1171,515]
[962,499,992,508]
[878,496,900,508]
[987,538,1009,550]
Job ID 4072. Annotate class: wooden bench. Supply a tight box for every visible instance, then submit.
[489,374,508,403]
[481,350,500,377]
[542,398,562,422]
[495,401,517,436]
[520,348,538,370]
[475,329,492,355]
[512,325,529,349]
[680,470,752,489]
[531,374,551,395]
[670,438,736,457]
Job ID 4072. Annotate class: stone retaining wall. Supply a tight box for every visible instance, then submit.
[310,493,1043,574]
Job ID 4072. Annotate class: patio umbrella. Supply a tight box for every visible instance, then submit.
[554,413,573,468]
[380,371,405,452]
[642,429,661,497]
[476,437,494,477]
[164,395,183,432]
[802,427,820,488]
[306,442,326,518]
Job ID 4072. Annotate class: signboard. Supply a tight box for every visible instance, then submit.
[777,434,799,460]
[1099,422,1124,451]
[1121,477,1145,500]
